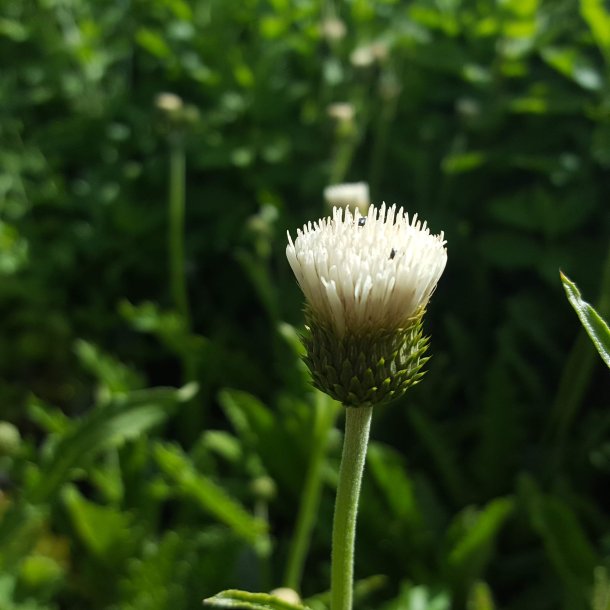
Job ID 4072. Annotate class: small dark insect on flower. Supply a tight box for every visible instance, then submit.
[358,217,366,227]
[389,248,396,260]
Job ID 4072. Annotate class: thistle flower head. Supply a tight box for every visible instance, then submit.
[286,203,447,406]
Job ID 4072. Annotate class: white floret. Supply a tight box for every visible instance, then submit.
[286,203,447,337]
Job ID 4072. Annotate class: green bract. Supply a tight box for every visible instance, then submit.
[303,308,429,407]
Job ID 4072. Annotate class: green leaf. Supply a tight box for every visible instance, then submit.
[27,384,197,503]
[541,47,602,91]
[0,503,47,571]
[519,475,598,592]
[74,339,143,399]
[154,443,269,550]
[62,485,133,564]
[446,498,514,588]
[120,300,210,358]
[26,396,71,435]
[204,590,310,610]
[467,581,496,610]
[136,27,172,58]
[201,430,243,464]
[407,407,467,504]
[580,0,610,59]
[0,572,56,610]
[367,443,422,530]
[216,388,273,477]
[0,18,29,42]
[560,272,610,368]
[441,151,486,174]
[380,582,450,610]
[218,389,274,447]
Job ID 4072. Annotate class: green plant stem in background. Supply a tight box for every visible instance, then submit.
[331,405,373,610]
[169,136,190,329]
[284,393,340,590]
[368,84,400,196]
[168,135,201,440]
[330,131,359,185]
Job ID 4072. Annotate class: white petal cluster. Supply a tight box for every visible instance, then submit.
[286,204,447,338]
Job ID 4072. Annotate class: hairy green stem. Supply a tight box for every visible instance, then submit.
[331,405,373,610]
[284,394,340,590]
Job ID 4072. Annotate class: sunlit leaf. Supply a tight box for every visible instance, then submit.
[204,589,310,610]
[580,0,610,58]
[541,47,602,91]
[561,272,610,368]
[62,485,133,564]
[27,384,197,502]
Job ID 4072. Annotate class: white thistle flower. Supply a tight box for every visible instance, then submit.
[323,182,370,215]
[287,203,447,338]
[350,42,389,67]
[287,204,446,406]
[320,17,347,41]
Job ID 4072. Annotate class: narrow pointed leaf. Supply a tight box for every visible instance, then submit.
[27,384,198,503]
[155,443,268,549]
[204,590,310,610]
[560,272,610,368]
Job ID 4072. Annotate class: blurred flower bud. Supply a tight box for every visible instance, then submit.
[327,102,355,124]
[456,97,481,119]
[350,45,375,68]
[155,92,184,114]
[0,421,20,457]
[320,17,346,41]
[246,204,279,259]
[270,588,302,605]
[155,93,200,133]
[250,475,277,502]
[324,182,370,215]
[350,42,389,68]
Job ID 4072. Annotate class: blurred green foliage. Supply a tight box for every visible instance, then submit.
[1,0,610,609]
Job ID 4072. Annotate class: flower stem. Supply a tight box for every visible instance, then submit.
[168,135,200,441]
[169,136,190,328]
[284,394,340,590]
[331,405,373,610]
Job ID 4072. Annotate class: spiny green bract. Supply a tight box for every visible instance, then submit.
[303,310,429,407]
